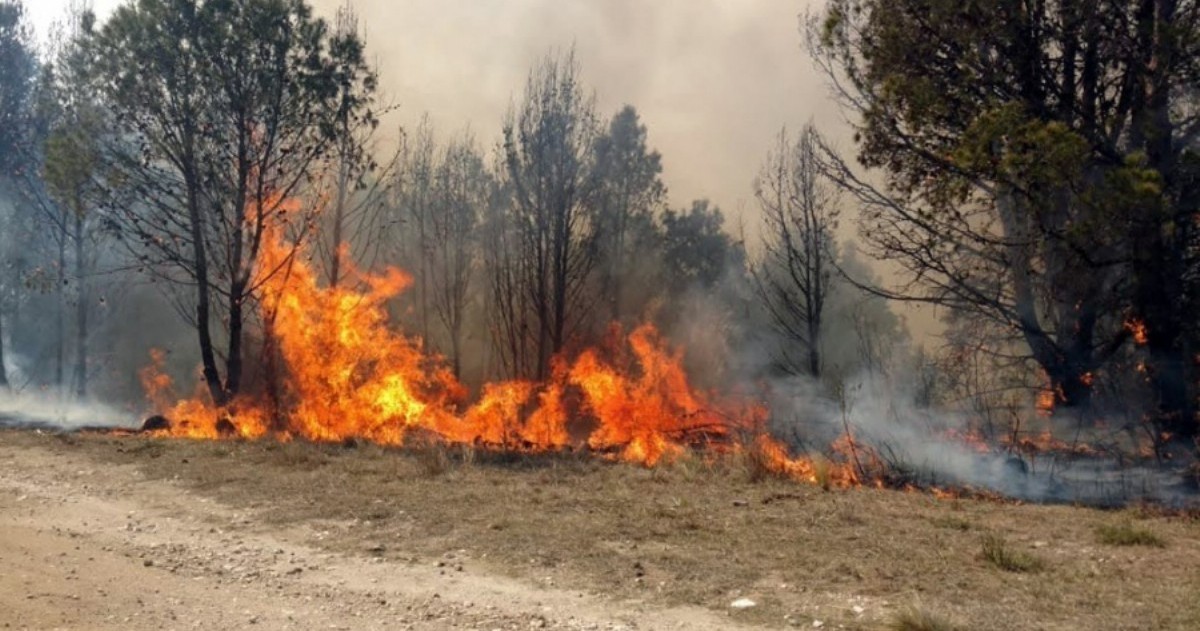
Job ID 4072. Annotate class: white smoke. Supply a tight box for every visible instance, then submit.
[769,373,1195,507]
[0,390,137,431]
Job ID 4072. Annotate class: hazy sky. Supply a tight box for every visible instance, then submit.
[322,0,840,225]
[35,0,839,222]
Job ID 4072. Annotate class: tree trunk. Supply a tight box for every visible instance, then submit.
[1048,364,1093,409]
[56,231,66,392]
[225,280,247,400]
[73,211,87,399]
[329,160,348,288]
[187,181,226,406]
[0,310,9,391]
[1132,0,1192,438]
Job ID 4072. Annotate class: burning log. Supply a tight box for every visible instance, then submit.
[214,417,238,437]
[140,415,171,432]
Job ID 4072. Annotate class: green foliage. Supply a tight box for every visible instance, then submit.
[660,199,742,291]
[808,0,1200,427]
[89,0,379,403]
[0,0,37,175]
[42,116,100,215]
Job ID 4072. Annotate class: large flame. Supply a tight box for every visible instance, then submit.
[138,216,1119,496]
[141,222,795,470]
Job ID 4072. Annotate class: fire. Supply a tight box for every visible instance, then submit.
[1036,387,1057,417]
[140,206,1100,499]
[940,428,992,454]
[1125,318,1149,346]
[140,222,775,469]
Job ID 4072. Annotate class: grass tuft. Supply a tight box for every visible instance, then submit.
[890,606,958,631]
[1096,521,1166,547]
[980,534,1045,573]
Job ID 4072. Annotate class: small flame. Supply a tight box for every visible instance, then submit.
[1036,387,1057,417]
[1125,318,1149,346]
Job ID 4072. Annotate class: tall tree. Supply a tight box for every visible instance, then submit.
[389,117,438,341]
[809,1,1200,433]
[42,3,107,399]
[591,105,665,323]
[660,199,742,293]
[93,0,377,406]
[316,1,389,290]
[751,125,840,378]
[0,0,37,390]
[498,49,600,380]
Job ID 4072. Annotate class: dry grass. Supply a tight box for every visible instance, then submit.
[15,430,1200,630]
[1096,521,1167,547]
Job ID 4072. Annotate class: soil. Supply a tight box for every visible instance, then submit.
[0,432,741,631]
[3,429,1200,630]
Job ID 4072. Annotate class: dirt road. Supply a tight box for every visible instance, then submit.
[0,434,742,631]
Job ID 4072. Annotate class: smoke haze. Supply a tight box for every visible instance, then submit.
[312,0,838,229]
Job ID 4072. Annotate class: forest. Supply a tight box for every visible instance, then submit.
[0,0,1198,486]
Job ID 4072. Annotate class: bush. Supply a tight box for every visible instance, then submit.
[1096,522,1166,547]
[980,534,1045,572]
[890,606,958,631]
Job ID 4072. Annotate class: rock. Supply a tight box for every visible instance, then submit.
[732,499,749,507]
[730,598,756,609]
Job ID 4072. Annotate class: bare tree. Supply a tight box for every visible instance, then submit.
[751,125,840,378]
[315,1,397,290]
[388,117,438,341]
[496,49,600,380]
[428,131,488,378]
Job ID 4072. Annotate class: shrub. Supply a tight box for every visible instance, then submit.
[1096,522,1166,547]
[890,607,958,631]
[980,534,1045,572]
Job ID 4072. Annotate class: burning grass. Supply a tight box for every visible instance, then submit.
[134,223,893,494]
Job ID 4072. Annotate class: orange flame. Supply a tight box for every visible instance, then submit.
[1125,318,1149,346]
[141,221,779,470]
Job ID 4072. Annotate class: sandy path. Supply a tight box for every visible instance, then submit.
[0,434,746,631]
